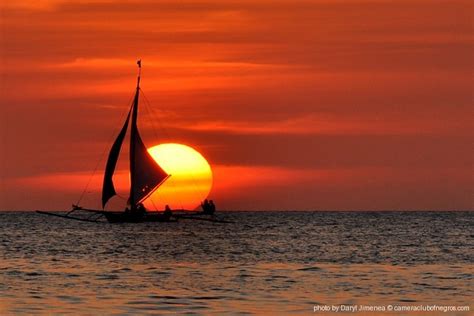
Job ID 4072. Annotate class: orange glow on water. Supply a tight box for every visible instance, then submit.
[146,143,213,211]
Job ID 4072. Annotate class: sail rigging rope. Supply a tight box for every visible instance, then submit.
[149,195,159,212]
[140,89,184,210]
[140,88,171,141]
[140,88,210,211]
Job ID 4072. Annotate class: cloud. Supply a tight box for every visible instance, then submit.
[162,113,466,136]
[210,164,473,210]
[1,0,472,210]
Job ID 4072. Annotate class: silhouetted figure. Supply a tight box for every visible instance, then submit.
[208,200,216,215]
[201,199,210,213]
[137,203,147,216]
[163,205,172,220]
[201,199,215,215]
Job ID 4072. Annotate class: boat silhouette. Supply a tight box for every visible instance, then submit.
[37,61,229,224]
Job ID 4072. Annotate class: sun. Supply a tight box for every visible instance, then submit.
[145,143,213,211]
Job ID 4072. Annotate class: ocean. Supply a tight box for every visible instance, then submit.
[0,211,472,315]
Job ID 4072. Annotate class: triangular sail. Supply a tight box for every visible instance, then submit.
[130,127,169,206]
[102,106,132,208]
[129,86,169,209]
[102,61,169,211]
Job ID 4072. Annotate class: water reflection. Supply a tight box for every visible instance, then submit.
[0,211,472,314]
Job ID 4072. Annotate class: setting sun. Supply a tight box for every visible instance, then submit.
[146,143,213,211]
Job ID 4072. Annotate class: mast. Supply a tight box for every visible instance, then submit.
[129,60,141,210]
[128,60,169,211]
[101,60,169,211]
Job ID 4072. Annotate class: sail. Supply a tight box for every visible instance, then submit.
[130,129,169,205]
[102,106,132,208]
[129,87,169,208]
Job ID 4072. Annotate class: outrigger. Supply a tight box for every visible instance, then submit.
[37,61,230,224]
[36,207,231,224]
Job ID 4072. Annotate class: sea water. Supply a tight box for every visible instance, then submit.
[0,211,472,314]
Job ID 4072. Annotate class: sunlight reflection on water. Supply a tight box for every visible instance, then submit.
[0,211,472,314]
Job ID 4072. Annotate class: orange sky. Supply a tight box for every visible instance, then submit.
[0,0,472,210]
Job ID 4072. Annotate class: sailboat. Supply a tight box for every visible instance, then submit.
[37,60,223,223]
[96,59,172,223]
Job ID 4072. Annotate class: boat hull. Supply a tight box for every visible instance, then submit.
[103,212,175,223]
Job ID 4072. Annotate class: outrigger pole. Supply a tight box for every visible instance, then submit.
[35,210,105,223]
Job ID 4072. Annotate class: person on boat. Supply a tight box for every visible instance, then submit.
[201,199,216,215]
[208,200,216,215]
[201,199,210,213]
[163,205,172,220]
[137,203,147,216]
